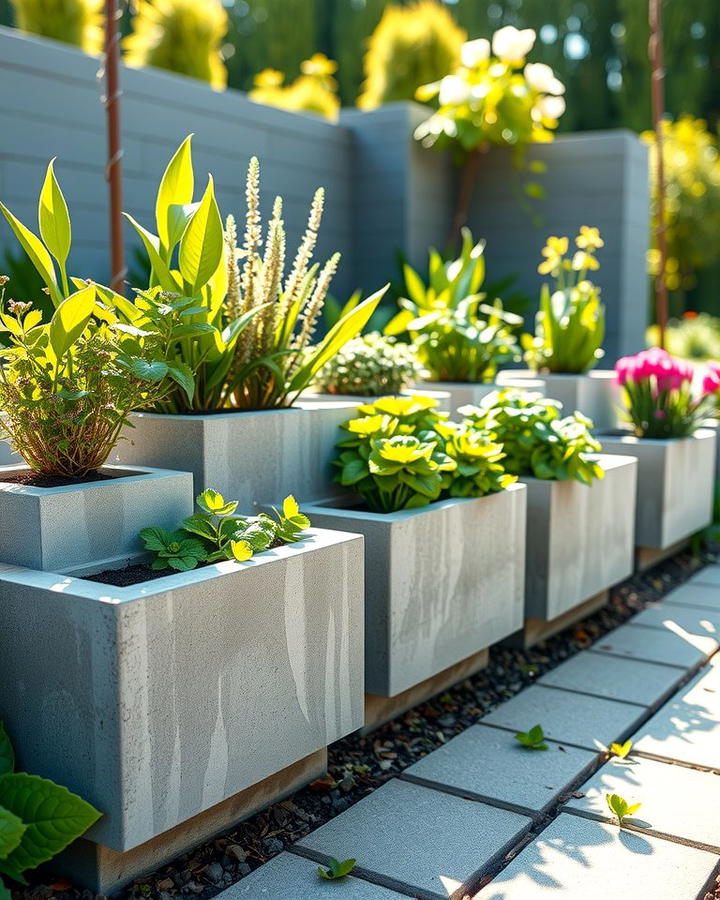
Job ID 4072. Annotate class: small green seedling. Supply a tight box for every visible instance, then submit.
[609,740,632,759]
[514,724,548,751]
[318,858,357,880]
[606,792,641,826]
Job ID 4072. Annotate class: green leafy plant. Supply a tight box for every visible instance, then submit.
[10,0,103,52]
[609,740,632,760]
[313,331,419,397]
[462,389,604,485]
[514,724,548,750]
[250,54,341,121]
[386,229,522,383]
[647,313,720,362]
[0,721,100,894]
[522,228,606,374]
[140,491,310,571]
[333,394,515,513]
[357,0,465,110]
[123,0,228,89]
[606,792,641,827]
[318,857,357,881]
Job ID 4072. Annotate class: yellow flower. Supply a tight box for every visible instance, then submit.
[575,226,604,250]
[254,68,284,89]
[537,236,568,274]
[572,250,600,271]
[300,53,338,78]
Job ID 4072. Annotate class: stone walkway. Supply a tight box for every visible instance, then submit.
[215,571,720,899]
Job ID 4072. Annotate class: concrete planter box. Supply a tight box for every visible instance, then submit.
[415,379,546,416]
[0,464,192,572]
[497,370,622,432]
[303,485,526,702]
[521,455,637,629]
[0,528,364,880]
[599,430,716,551]
[301,388,452,412]
[113,400,358,508]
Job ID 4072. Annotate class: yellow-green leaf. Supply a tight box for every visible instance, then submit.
[123,213,181,294]
[156,135,195,253]
[38,159,71,269]
[610,740,632,759]
[230,540,253,562]
[282,495,300,519]
[178,176,224,294]
[49,284,96,360]
[0,203,61,307]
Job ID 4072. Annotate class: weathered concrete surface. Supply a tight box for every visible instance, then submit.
[0,529,364,852]
[303,486,526,697]
[631,601,720,640]
[403,723,597,814]
[0,465,192,571]
[521,455,636,622]
[482,685,647,750]
[689,565,720,588]
[473,813,719,899]
[301,389,452,413]
[598,430,716,550]
[538,651,685,707]
[114,401,359,508]
[567,755,720,851]
[591,621,717,668]
[298,778,532,899]
[661,582,720,613]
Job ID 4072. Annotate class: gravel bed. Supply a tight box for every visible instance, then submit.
[15,546,716,900]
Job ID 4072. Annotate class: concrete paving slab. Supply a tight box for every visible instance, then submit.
[662,581,720,612]
[538,651,685,707]
[632,662,720,771]
[688,566,720,588]
[473,813,719,899]
[631,602,720,642]
[403,723,597,814]
[591,622,716,668]
[214,852,406,898]
[481,685,647,750]
[297,778,532,899]
[566,755,720,851]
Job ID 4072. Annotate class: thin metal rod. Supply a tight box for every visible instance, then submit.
[104,0,126,295]
[649,0,668,347]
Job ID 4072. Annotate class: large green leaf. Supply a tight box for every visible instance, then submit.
[49,284,96,361]
[0,726,13,777]
[0,772,101,882]
[155,135,195,254]
[0,203,61,307]
[178,176,223,295]
[123,214,181,294]
[0,808,25,861]
[0,877,11,899]
[38,159,71,273]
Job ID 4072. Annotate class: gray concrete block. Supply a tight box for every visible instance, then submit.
[567,755,720,851]
[689,565,720,588]
[415,380,546,416]
[661,582,720,613]
[0,465,193,571]
[404,723,597,814]
[303,486,526,697]
[114,401,359,509]
[473,813,719,899]
[522,455,636,621]
[298,779,532,899]
[482,685,647,750]
[630,601,720,639]
[632,661,720,770]
[539,651,685,707]
[0,528,365,851]
[216,852,405,899]
[598,430,716,550]
[591,622,717,669]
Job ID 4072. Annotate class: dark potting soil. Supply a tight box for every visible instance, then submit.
[0,469,128,488]
[88,563,168,587]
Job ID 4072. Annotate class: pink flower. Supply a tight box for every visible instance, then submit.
[615,348,692,392]
[702,361,720,396]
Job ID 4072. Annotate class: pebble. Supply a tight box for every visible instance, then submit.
[204,863,224,884]
[262,837,284,855]
[225,844,246,863]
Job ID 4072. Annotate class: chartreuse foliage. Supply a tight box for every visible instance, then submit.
[250,54,340,121]
[522,228,606,374]
[318,857,357,880]
[10,0,103,53]
[334,395,515,513]
[313,331,419,397]
[140,491,310,571]
[462,389,604,485]
[386,229,521,383]
[606,793,641,827]
[610,740,633,760]
[0,722,100,893]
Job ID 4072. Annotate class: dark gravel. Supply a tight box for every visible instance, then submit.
[13,545,717,900]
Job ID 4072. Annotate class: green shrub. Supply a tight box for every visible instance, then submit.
[647,313,720,362]
[462,389,604,485]
[249,54,340,120]
[313,332,419,397]
[357,0,465,110]
[10,0,103,52]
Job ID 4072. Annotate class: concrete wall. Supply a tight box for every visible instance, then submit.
[0,27,649,357]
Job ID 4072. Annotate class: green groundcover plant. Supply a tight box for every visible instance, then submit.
[461,389,604,485]
[522,227,605,374]
[313,331,419,397]
[0,722,100,897]
[140,490,310,570]
[333,394,516,513]
[386,229,522,383]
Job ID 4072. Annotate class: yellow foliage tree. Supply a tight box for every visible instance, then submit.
[249,54,340,121]
[10,0,103,53]
[123,0,228,90]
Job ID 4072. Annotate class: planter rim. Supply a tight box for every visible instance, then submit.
[503,369,616,381]
[129,399,359,423]
[303,482,526,523]
[0,464,185,496]
[519,453,637,485]
[599,428,716,446]
[0,527,360,602]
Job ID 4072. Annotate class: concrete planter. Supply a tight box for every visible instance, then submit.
[301,388,452,412]
[113,400,358,508]
[0,464,192,572]
[0,527,364,887]
[599,429,716,551]
[303,486,526,705]
[520,455,637,632]
[415,379,546,416]
[497,370,622,432]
